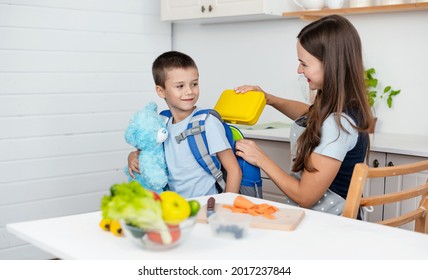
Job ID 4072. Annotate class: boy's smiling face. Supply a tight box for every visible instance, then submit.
[156,67,199,122]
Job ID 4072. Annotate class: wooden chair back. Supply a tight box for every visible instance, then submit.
[342,160,428,233]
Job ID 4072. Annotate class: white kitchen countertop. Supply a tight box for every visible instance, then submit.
[240,124,428,158]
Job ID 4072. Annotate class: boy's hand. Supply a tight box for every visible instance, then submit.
[127,150,140,179]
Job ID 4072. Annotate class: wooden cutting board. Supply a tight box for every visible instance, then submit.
[196,203,305,231]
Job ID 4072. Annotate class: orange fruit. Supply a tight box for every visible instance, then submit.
[147,225,181,244]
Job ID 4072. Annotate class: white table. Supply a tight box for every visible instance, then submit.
[6,193,428,260]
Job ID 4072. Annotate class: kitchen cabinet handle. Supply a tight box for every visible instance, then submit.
[373,159,379,168]
[208,5,213,12]
[201,5,205,13]
[388,161,394,167]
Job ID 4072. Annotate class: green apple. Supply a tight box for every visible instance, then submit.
[188,200,201,217]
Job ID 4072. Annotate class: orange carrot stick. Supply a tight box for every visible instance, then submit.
[222,196,279,220]
[264,207,276,214]
[246,209,259,216]
[233,195,255,210]
[231,207,245,213]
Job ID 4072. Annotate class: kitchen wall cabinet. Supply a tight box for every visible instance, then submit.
[162,1,428,23]
[160,0,294,23]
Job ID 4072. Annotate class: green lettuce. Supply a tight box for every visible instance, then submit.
[100,181,172,243]
[101,181,160,225]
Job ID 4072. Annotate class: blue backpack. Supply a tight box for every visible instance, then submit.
[160,109,263,198]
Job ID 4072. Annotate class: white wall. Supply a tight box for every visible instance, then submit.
[172,11,428,136]
[0,0,171,259]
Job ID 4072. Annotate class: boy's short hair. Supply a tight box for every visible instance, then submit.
[152,51,198,88]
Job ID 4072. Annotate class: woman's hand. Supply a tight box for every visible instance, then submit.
[235,139,266,168]
[127,150,140,179]
[234,85,265,94]
[234,85,271,105]
[236,84,309,120]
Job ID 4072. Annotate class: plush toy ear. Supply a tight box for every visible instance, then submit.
[145,101,158,113]
[124,102,159,148]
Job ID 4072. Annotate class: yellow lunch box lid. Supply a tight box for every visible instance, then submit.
[214,89,266,125]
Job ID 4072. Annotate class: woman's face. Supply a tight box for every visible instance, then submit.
[296,41,324,91]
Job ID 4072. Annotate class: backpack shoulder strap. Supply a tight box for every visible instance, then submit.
[178,109,227,192]
[175,109,210,144]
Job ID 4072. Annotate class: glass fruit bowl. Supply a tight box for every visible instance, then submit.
[121,216,197,250]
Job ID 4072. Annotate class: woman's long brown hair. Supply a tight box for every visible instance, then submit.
[292,15,373,173]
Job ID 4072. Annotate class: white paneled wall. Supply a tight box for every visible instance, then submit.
[0,0,171,259]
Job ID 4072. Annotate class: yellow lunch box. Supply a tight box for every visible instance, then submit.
[214,89,266,125]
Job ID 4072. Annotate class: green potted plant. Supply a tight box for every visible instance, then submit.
[364,67,401,133]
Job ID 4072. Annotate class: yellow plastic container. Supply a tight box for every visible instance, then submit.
[214,89,266,125]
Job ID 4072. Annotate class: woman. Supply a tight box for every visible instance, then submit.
[234,15,373,215]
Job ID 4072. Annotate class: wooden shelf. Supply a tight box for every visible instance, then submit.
[283,3,428,20]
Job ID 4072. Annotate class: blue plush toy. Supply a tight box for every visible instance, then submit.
[124,102,168,193]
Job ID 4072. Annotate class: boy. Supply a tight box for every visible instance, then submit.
[128,51,241,198]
